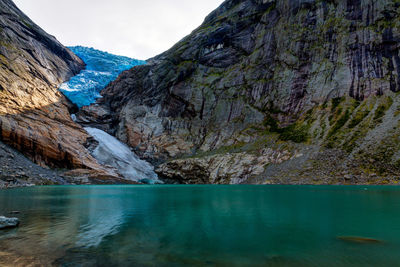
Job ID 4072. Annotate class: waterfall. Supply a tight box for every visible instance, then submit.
[84,127,161,184]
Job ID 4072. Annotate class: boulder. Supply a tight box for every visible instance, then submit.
[0,216,19,229]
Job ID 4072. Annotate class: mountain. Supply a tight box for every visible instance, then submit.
[0,0,128,185]
[83,0,400,184]
[2,0,400,185]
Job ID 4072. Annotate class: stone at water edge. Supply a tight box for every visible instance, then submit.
[0,216,20,229]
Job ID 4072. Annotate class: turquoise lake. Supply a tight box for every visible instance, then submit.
[1,185,400,266]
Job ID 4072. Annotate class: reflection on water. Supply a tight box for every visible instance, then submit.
[75,187,125,248]
[0,185,400,266]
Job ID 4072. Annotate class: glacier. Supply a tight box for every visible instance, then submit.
[85,127,161,184]
[60,46,158,183]
[60,46,145,107]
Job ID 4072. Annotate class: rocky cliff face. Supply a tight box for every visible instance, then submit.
[90,0,400,184]
[0,0,125,184]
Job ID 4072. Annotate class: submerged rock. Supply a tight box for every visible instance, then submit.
[9,211,20,215]
[0,216,19,230]
[337,236,383,244]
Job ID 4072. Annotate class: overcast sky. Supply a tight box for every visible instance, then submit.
[13,0,224,59]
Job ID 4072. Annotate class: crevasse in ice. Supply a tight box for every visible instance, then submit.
[60,46,145,107]
[84,127,161,184]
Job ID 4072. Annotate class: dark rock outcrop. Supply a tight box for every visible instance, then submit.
[92,0,400,184]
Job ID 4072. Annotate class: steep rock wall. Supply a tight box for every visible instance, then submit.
[93,0,400,184]
[0,0,122,182]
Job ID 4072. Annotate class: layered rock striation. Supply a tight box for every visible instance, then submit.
[92,0,400,184]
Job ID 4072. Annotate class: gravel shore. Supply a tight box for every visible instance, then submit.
[0,141,68,189]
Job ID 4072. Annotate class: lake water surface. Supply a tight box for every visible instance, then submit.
[1,185,400,266]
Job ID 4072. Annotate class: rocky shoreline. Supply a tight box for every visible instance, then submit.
[0,249,55,267]
[1,132,399,187]
[0,141,68,189]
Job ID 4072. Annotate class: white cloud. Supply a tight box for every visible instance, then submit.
[13,0,225,59]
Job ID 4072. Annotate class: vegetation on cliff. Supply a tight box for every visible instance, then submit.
[92,0,400,184]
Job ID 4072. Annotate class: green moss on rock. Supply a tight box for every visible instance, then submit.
[331,97,345,112]
[279,124,310,143]
[373,97,393,122]
[327,110,350,139]
[348,109,370,128]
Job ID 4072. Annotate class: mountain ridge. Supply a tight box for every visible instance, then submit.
[0,0,130,185]
[2,0,400,185]
[85,0,400,184]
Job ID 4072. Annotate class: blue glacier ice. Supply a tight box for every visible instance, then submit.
[60,46,145,108]
[59,47,158,183]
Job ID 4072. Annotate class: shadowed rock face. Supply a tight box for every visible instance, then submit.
[92,0,400,184]
[0,0,124,182]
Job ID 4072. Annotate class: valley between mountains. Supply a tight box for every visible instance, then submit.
[1,0,400,186]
